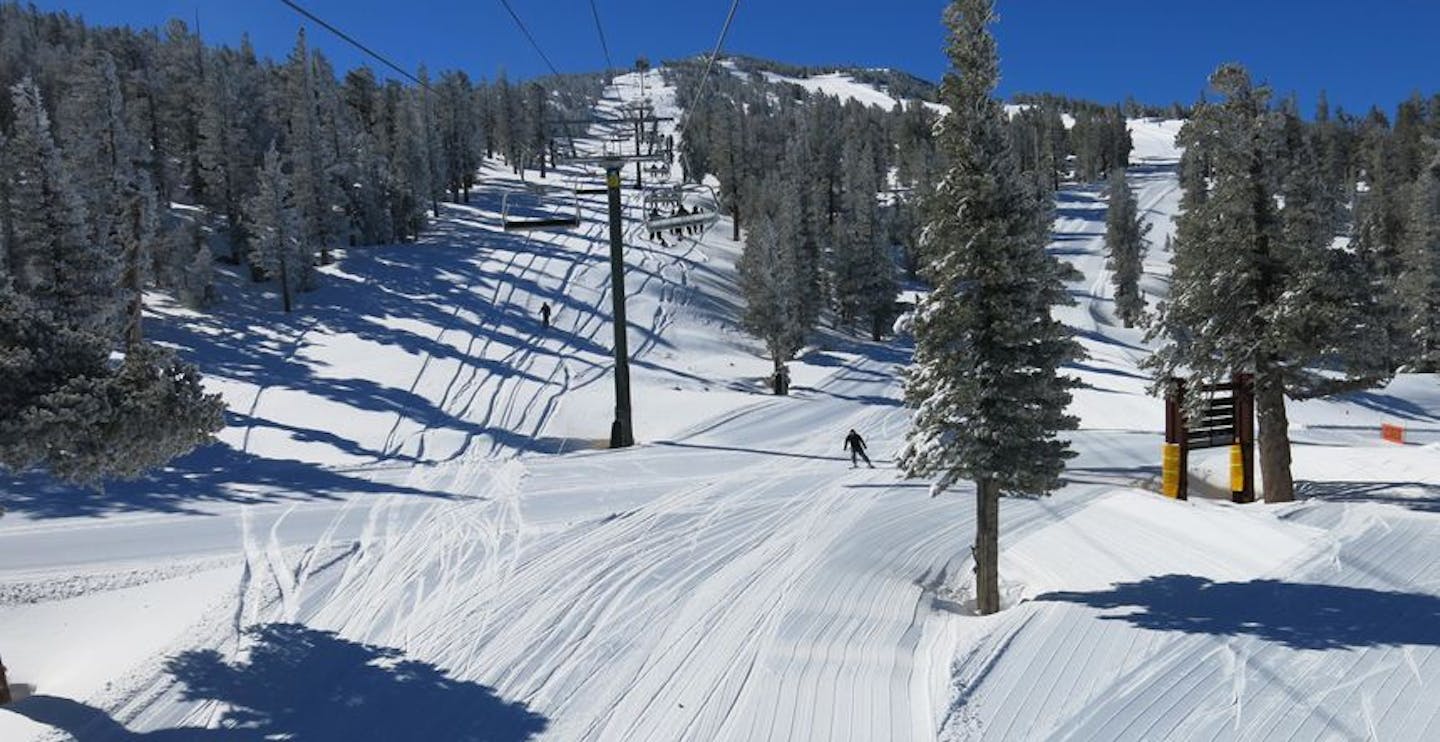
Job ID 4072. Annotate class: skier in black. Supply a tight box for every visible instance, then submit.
[539,302,552,329]
[649,209,668,246]
[844,429,873,468]
[672,205,689,240]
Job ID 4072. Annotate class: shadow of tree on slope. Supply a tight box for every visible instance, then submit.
[11,624,546,740]
[1297,480,1440,514]
[1038,574,1440,650]
[0,441,451,519]
[165,624,547,741]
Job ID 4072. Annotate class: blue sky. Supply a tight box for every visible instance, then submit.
[27,1,1440,115]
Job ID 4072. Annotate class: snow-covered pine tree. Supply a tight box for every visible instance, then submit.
[281,29,327,278]
[1150,65,1294,498]
[1149,65,1391,504]
[738,210,806,392]
[0,286,225,486]
[900,0,1081,616]
[198,36,268,264]
[1104,168,1150,328]
[1398,152,1440,370]
[310,51,357,257]
[246,144,304,313]
[1270,111,1393,395]
[5,77,121,337]
[58,51,133,250]
[778,141,825,331]
[417,66,445,215]
[0,138,9,288]
[833,138,900,340]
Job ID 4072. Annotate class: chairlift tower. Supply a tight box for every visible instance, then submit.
[561,139,669,448]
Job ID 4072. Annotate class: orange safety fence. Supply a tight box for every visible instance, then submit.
[1381,423,1405,444]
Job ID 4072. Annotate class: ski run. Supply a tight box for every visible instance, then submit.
[4,65,1440,742]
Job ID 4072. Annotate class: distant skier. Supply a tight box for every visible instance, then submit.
[844,429,874,469]
[540,302,552,329]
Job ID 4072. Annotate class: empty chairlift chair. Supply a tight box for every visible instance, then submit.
[500,187,582,232]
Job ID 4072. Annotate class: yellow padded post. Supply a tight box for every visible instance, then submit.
[1162,443,1182,499]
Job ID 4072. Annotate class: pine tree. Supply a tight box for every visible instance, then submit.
[1148,65,1389,504]
[0,287,225,486]
[738,211,806,391]
[831,137,898,337]
[198,36,268,264]
[1104,168,1150,328]
[900,0,1081,616]
[1398,153,1440,369]
[246,144,304,313]
[281,29,327,278]
[5,77,121,336]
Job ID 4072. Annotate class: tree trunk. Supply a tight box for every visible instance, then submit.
[279,256,293,314]
[1255,367,1294,502]
[975,478,1001,615]
[125,198,144,349]
[731,203,741,242]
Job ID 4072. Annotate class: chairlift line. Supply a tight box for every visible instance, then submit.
[588,0,615,73]
[276,0,430,90]
[678,0,743,148]
[494,0,563,78]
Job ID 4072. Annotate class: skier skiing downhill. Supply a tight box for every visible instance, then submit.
[844,429,874,468]
[540,302,552,329]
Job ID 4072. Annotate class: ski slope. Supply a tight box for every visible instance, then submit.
[4,72,1440,742]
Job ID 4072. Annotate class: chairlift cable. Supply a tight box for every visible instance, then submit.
[676,0,742,174]
[588,0,616,73]
[276,0,430,90]
[495,0,564,78]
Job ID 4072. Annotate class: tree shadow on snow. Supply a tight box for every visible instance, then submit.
[10,624,547,741]
[7,694,253,740]
[1343,390,1440,423]
[1297,480,1440,514]
[1037,574,1440,650]
[164,624,547,741]
[0,441,452,519]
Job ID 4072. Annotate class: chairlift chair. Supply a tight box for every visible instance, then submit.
[643,184,721,234]
[500,187,581,232]
[571,175,610,197]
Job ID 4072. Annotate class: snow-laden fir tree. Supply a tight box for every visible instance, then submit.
[56,51,165,348]
[1398,152,1440,370]
[1104,168,1150,328]
[246,144,305,313]
[0,287,225,485]
[900,0,1081,616]
[281,29,330,277]
[58,51,134,250]
[1271,111,1392,391]
[1148,65,1390,504]
[739,210,806,393]
[777,141,826,332]
[832,137,900,339]
[198,36,268,264]
[5,77,120,336]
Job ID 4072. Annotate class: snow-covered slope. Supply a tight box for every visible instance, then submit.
[5,73,1440,742]
[725,60,945,114]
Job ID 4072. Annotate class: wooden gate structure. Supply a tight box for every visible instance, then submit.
[1163,374,1256,503]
